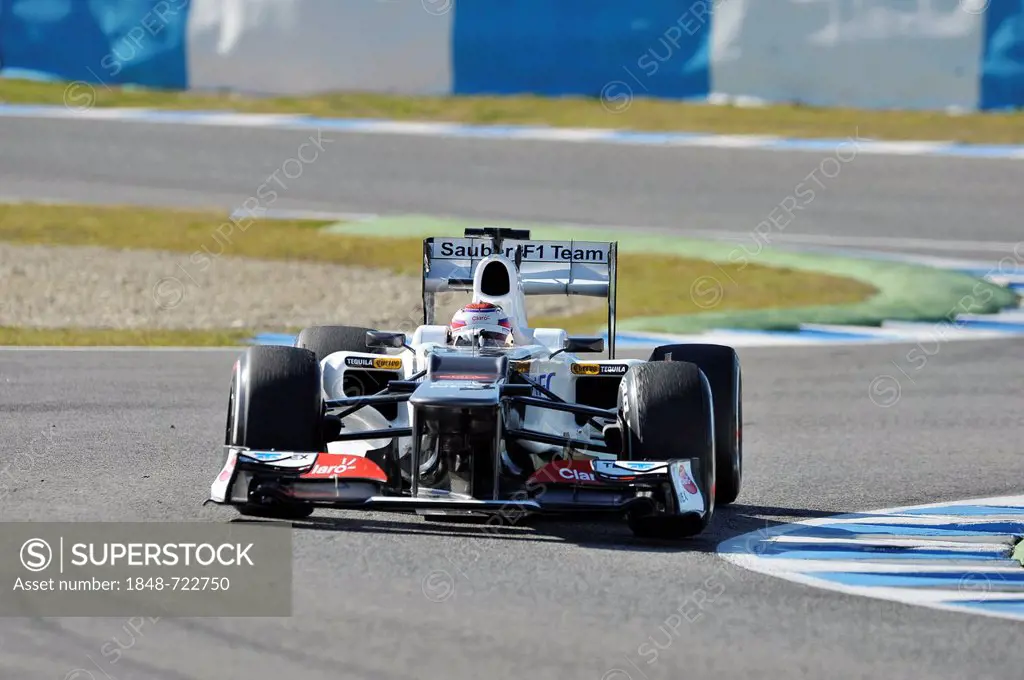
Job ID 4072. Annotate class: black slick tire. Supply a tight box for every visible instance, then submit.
[295,324,402,486]
[295,325,383,363]
[618,362,715,539]
[225,345,323,519]
[649,344,742,505]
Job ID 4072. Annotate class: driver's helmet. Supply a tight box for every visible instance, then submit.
[449,302,513,347]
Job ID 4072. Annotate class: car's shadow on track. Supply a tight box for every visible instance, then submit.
[232,502,845,553]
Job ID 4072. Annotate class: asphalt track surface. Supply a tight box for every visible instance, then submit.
[1,117,1022,257]
[0,340,1022,680]
[1,117,1023,678]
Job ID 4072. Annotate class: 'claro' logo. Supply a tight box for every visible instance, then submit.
[571,363,600,376]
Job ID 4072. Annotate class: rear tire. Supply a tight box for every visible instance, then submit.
[225,345,323,519]
[618,362,715,539]
[295,325,382,363]
[650,344,742,505]
[296,324,401,486]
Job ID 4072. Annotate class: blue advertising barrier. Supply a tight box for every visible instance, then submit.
[0,0,189,88]
[452,0,712,100]
[980,0,1024,110]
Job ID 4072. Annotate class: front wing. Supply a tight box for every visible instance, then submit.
[209,447,710,522]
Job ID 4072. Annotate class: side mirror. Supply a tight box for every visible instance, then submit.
[500,383,534,398]
[565,336,605,353]
[387,380,419,393]
[366,330,407,349]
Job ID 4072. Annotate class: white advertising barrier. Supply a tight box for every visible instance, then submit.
[711,0,986,110]
[186,0,453,95]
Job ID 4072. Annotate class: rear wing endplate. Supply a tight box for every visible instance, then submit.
[421,228,619,358]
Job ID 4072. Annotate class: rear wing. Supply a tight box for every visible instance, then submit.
[422,228,619,358]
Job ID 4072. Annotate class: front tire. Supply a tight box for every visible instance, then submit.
[225,345,323,519]
[618,362,715,539]
[650,344,742,505]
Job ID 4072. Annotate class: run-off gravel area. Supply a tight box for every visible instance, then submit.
[0,243,602,330]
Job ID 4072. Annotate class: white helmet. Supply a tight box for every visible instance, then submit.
[449,302,513,347]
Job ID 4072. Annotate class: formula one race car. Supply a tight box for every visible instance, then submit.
[209,227,742,539]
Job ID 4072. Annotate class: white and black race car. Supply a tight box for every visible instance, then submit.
[209,227,742,539]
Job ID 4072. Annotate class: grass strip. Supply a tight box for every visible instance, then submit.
[0,327,254,347]
[0,203,875,338]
